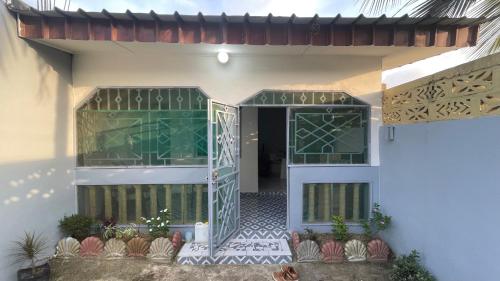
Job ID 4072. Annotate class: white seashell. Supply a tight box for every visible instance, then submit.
[147,238,174,262]
[296,240,321,262]
[103,238,126,259]
[55,237,80,258]
[344,239,367,262]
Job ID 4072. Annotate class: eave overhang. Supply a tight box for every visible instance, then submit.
[7,3,484,48]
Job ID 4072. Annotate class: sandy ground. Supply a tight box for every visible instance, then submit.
[50,258,391,281]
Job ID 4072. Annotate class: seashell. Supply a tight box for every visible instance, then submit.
[171,231,182,251]
[296,240,321,262]
[367,239,390,262]
[127,237,150,257]
[321,240,344,263]
[80,237,104,257]
[55,237,80,258]
[103,238,126,259]
[344,239,367,262]
[292,232,300,251]
[148,238,174,261]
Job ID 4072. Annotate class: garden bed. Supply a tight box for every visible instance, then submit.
[49,258,392,281]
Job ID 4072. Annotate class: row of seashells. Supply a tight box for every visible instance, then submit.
[292,232,390,263]
[55,231,182,262]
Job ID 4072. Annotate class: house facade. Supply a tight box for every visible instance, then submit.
[2,0,499,280]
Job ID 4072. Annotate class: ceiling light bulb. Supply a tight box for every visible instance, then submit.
[217,51,229,64]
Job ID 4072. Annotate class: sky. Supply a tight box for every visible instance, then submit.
[21,0,476,88]
[23,0,409,16]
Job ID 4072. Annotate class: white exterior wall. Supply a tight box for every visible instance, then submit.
[72,52,383,166]
[0,4,75,281]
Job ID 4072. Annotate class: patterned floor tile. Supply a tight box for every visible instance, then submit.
[177,193,291,265]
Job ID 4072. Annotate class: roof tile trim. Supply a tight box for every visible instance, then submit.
[7,4,482,47]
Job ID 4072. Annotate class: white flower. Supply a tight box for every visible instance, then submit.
[157,216,160,220]
[146,220,151,223]
[149,228,152,232]
[161,222,165,226]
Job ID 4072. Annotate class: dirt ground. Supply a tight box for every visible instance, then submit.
[50,258,391,281]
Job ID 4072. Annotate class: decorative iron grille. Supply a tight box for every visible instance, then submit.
[77,88,208,166]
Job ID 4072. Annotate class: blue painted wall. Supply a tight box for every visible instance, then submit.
[379,116,500,281]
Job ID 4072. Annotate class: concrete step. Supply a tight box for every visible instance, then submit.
[177,239,292,265]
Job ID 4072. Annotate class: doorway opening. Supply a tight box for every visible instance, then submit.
[258,107,287,193]
[239,106,289,239]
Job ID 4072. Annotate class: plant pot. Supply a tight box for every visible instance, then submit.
[17,263,50,281]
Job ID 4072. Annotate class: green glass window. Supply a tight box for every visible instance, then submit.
[289,107,369,164]
[303,183,369,223]
[77,184,208,225]
[77,88,208,166]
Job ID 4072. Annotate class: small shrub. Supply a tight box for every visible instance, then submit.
[331,215,349,242]
[59,214,93,241]
[116,224,139,241]
[100,218,117,240]
[390,250,436,281]
[141,208,170,238]
[363,203,392,238]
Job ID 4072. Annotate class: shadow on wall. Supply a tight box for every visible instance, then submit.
[0,3,74,280]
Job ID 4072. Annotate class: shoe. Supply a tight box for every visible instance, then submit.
[281,265,299,281]
[272,271,287,281]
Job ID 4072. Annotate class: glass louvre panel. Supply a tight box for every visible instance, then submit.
[303,183,369,223]
[242,91,367,106]
[77,184,209,225]
[77,88,208,166]
[289,107,369,164]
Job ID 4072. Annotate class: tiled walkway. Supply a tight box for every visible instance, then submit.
[237,192,289,239]
[177,192,291,264]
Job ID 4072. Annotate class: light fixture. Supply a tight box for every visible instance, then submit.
[217,51,229,64]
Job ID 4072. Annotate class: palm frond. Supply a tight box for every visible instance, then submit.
[358,0,418,16]
[411,0,479,17]
[466,17,500,58]
[469,0,500,17]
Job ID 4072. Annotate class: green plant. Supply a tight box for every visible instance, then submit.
[331,215,349,242]
[141,208,170,238]
[11,232,48,275]
[102,223,139,241]
[58,214,93,241]
[390,250,436,281]
[362,203,392,238]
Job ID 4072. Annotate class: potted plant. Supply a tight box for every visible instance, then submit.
[11,232,50,281]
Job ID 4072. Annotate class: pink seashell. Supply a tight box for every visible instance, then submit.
[127,237,150,257]
[80,237,104,257]
[171,231,182,251]
[292,232,300,251]
[367,239,390,262]
[321,240,344,263]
